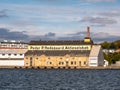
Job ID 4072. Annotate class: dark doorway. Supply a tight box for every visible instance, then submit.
[30,57,32,66]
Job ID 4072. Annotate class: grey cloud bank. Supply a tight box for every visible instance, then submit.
[80,17,117,26]
[0,28,120,43]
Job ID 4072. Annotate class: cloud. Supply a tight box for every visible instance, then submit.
[0,28,120,43]
[30,31,88,41]
[99,11,120,17]
[13,4,85,15]
[30,32,56,40]
[4,3,86,23]
[59,31,120,42]
[34,31,120,43]
[35,0,116,3]
[92,32,120,42]
[66,31,90,38]
[34,0,61,2]
[0,28,29,41]
[45,32,55,37]
[80,17,117,26]
[81,0,116,3]
[0,9,8,18]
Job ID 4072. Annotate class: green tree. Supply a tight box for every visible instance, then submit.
[114,40,120,49]
[104,52,120,64]
[101,41,110,49]
[112,53,120,63]
[109,42,116,49]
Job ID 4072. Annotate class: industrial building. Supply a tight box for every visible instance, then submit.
[0,40,27,49]
[0,41,27,67]
[24,27,104,68]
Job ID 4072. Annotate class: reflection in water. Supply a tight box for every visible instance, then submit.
[0,69,120,90]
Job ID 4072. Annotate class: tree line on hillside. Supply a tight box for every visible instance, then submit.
[100,40,120,49]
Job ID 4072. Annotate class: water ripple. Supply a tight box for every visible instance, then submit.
[0,69,120,90]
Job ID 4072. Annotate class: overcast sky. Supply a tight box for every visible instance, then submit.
[0,0,120,42]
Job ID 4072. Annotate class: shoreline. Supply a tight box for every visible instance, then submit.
[0,66,120,70]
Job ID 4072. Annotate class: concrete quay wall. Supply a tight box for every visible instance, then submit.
[0,66,120,69]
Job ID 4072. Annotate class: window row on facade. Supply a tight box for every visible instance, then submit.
[24,55,88,68]
[0,54,23,56]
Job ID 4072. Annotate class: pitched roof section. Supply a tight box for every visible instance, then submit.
[0,41,27,44]
[0,49,27,54]
[29,40,93,45]
[25,50,90,56]
[89,45,101,57]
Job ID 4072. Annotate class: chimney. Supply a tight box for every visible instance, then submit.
[87,26,90,37]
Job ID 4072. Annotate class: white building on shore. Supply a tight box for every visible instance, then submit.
[89,45,104,67]
[0,40,28,67]
[0,40,27,49]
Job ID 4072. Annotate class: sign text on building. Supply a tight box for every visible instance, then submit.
[28,45,91,50]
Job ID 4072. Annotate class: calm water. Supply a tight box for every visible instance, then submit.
[0,69,120,90]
